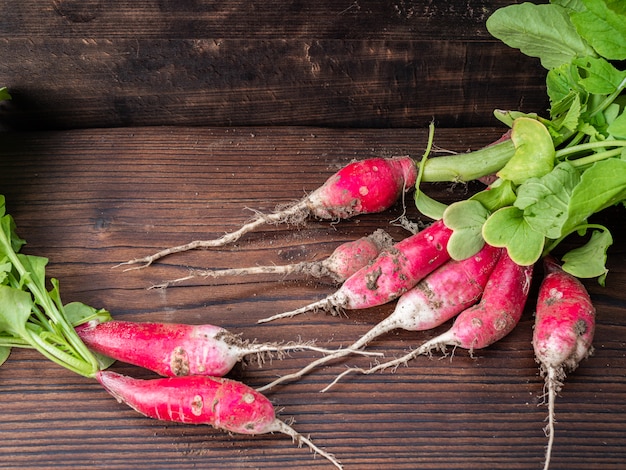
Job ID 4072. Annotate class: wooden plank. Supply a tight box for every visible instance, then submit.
[0,126,624,469]
[1,0,529,40]
[0,1,548,129]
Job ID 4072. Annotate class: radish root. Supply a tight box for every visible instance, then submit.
[270,419,343,469]
[116,199,311,271]
[320,337,452,393]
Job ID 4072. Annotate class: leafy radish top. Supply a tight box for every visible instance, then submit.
[417,1,626,285]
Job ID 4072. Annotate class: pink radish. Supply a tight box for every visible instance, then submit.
[257,243,502,392]
[325,250,533,390]
[257,219,453,323]
[151,229,393,288]
[76,320,379,377]
[533,257,595,470]
[96,371,342,469]
[118,156,417,269]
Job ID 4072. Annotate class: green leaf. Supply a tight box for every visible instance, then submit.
[470,179,517,212]
[515,162,581,239]
[0,286,33,337]
[0,87,10,102]
[547,63,586,106]
[442,200,489,260]
[607,112,626,139]
[566,158,626,231]
[414,190,447,220]
[574,57,626,94]
[65,302,112,327]
[561,228,613,282]
[570,0,626,60]
[497,118,556,185]
[0,214,26,255]
[552,92,583,132]
[0,346,11,367]
[17,253,48,292]
[493,109,540,128]
[482,206,545,266]
[486,3,596,69]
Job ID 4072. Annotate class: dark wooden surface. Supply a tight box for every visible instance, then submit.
[0,126,624,469]
[0,0,548,130]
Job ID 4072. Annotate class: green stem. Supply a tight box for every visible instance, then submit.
[414,123,449,219]
[555,140,626,160]
[25,327,94,377]
[542,223,608,256]
[567,148,625,168]
[588,76,626,119]
[421,139,516,183]
[0,230,99,377]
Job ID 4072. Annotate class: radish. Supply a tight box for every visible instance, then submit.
[533,257,595,470]
[76,320,380,377]
[257,219,453,323]
[325,250,533,390]
[151,229,394,288]
[118,156,417,269]
[257,243,502,392]
[96,371,343,469]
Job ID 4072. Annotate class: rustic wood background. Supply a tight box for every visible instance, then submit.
[0,1,624,469]
[0,0,547,130]
[0,127,624,470]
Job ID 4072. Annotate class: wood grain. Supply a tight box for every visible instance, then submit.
[0,126,624,469]
[0,0,548,130]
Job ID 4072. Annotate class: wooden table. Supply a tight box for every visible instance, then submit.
[0,126,624,469]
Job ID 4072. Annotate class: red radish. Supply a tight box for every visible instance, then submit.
[76,320,379,377]
[257,244,502,392]
[533,257,595,470]
[118,156,417,269]
[257,219,453,323]
[151,229,394,288]
[96,371,342,469]
[325,250,533,390]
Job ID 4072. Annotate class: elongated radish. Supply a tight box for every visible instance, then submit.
[76,320,380,377]
[325,250,533,390]
[96,371,342,469]
[117,156,417,269]
[533,257,595,470]
[151,229,394,289]
[257,219,453,323]
[257,244,502,392]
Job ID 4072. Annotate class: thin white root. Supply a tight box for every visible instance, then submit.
[237,339,382,371]
[257,296,339,324]
[320,366,368,393]
[256,344,382,393]
[321,337,452,392]
[114,199,311,270]
[542,366,562,470]
[272,419,343,469]
[256,318,398,392]
[246,341,381,366]
[149,264,301,289]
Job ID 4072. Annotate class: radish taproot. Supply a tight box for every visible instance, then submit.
[151,229,394,289]
[257,219,453,323]
[257,243,502,392]
[76,320,380,377]
[117,156,417,270]
[533,257,595,470]
[325,250,533,390]
[96,371,343,469]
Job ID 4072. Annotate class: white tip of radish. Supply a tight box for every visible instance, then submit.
[270,419,343,469]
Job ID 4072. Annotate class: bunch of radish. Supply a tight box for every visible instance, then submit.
[109,115,614,469]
